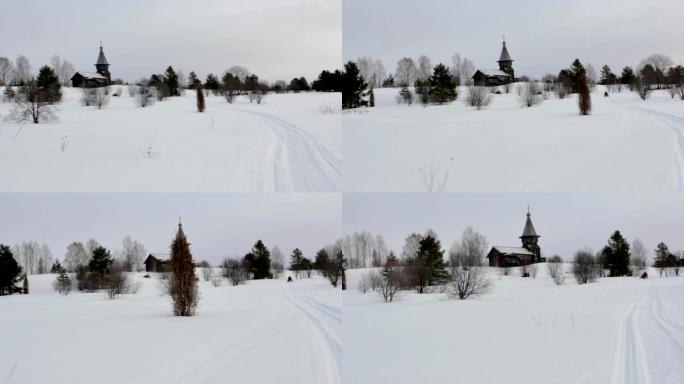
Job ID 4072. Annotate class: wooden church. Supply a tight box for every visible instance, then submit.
[71,44,111,88]
[472,38,515,86]
[486,209,544,267]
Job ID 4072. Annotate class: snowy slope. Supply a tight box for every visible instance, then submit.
[344,86,684,192]
[0,88,341,192]
[0,272,341,384]
[344,266,684,384]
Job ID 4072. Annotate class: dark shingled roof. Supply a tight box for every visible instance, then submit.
[96,46,109,65]
[498,42,512,62]
[521,212,538,238]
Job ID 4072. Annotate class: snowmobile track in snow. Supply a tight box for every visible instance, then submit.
[285,287,342,384]
[612,291,650,384]
[636,107,684,191]
[232,108,341,192]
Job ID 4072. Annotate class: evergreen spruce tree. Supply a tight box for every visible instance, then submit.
[3,86,15,100]
[163,66,180,96]
[428,64,457,104]
[187,71,201,90]
[602,231,631,277]
[169,221,199,316]
[0,244,22,295]
[600,65,615,85]
[50,259,64,273]
[196,84,205,112]
[290,248,304,276]
[399,85,413,106]
[415,78,430,106]
[570,59,586,93]
[413,233,448,293]
[54,269,72,295]
[621,67,635,86]
[382,74,395,88]
[342,61,368,109]
[36,65,62,103]
[369,86,375,107]
[578,73,592,115]
[204,74,220,92]
[654,242,670,276]
[89,246,113,275]
[314,249,330,274]
[250,240,272,279]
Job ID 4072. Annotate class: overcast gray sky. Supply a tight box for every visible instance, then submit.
[343,0,684,79]
[344,194,684,262]
[0,194,341,265]
[0,0,340,83]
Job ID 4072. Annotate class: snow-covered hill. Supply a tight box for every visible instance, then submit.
[343,266,684,384]
[344,86,684,192]
[0,87,341,192]
[0,272,341,384]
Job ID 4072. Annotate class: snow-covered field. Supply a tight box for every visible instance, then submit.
[0,272,341,384]
[344,266,684,384]
[344,86,684,192]
[0,88,341,192]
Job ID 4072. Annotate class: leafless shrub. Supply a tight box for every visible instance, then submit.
[357,272,372,294]
[554,83,568,99]
[202,267,213,281]
[447,266,492,300]
[378,262,401,303]
[7,82,57,124]
[503,82,511,94]
[222,258,247,286]
[679,86,684,100]
[501,266,511,276]
[573,248,598,284]
[81,88,97,106]
[519,81,542,107]
[210,276,221,287]
[106,262,129,300]
[528,263,538,278]
[135,80,155,108]
[634,77,652,100]
[127,85,138,97]
[546,255,565,285]
[466,86,492,110]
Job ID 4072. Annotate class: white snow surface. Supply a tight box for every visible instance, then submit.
[344,86,684,192]
[344,266,684,384]
[0,87,341,192]
[0,272,341,384]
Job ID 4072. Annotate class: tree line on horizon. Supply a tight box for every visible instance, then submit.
[347,227,684,303]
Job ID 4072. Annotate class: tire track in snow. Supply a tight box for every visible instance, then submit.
[632,107,684,191]
[285,286,342,384]
[611,291,650,384]
[232,108,341,192]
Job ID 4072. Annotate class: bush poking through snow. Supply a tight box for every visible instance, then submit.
[518,81,542,107]
[573,248,598,284]
[546,255,565,285]
[466,86,492,110]
[528,263,538,279]
[447,266,492,300]
[501,266,511,276]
